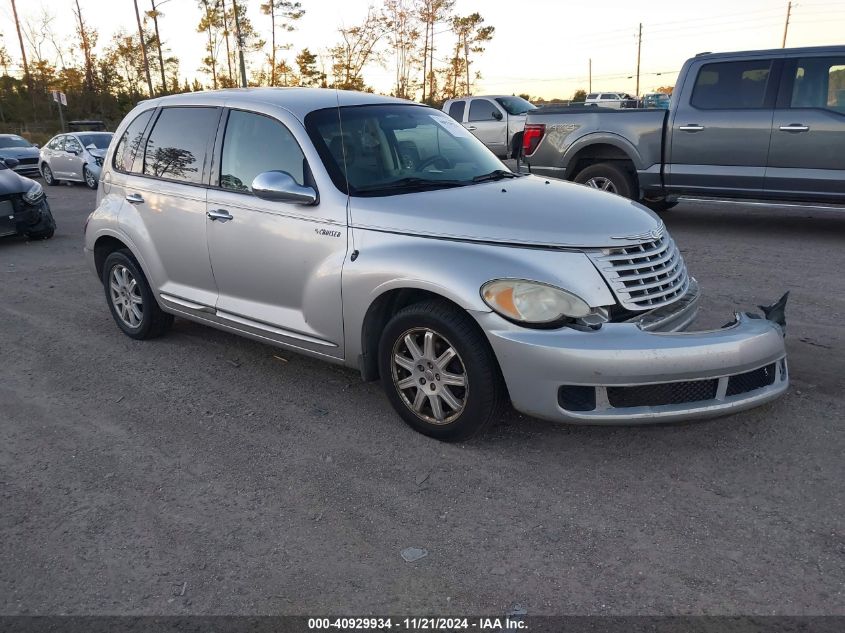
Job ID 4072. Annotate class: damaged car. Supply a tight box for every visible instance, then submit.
[84,90,788,441]
[0,157,55,240]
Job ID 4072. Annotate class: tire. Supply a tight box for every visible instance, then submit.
[573,162,636,199]
[102,250,173,340]
[510,132,523,159]
[83,165,98,189]
[41,163,58,186]
[378,300,507,441]
[26,203,56,240]
[644,198,679,213]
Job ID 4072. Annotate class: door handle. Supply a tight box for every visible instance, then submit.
[125,193,144,204]
[679,124,704,131]
[779,124,809,132]
[466,126,477,131]
[207,208,233,222]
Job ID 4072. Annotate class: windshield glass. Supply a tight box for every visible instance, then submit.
[494,96,536,115]
[0,135,33,149]
[305,104,506,197]
[76,133,113,149]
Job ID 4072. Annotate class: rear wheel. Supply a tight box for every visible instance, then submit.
[573,162,636,199]
[102,250,173,340]
[378,300,507,441]
[41,163,58,186]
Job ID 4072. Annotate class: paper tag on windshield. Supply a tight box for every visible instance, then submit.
[431,114,475,139]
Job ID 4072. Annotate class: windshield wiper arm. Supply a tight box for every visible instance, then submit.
[353,177,467,194]
[471,169,518,183]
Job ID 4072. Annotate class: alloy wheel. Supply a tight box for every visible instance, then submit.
[109,264,143,328]
[585,176,617,193]
[42,164,53,184]
[391,327,468,425]
[84,167,96,188]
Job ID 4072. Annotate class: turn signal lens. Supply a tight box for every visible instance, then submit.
[481,279,592,323]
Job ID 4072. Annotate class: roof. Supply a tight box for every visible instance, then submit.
[138,87,415,120]
[695,44,845,60]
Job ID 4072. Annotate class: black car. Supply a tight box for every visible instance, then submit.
[0,158,55,240]
[0,134,41,177]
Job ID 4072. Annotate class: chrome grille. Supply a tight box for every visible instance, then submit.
[589,232,689,311]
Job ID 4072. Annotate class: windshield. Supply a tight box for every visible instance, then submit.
[0,135,33,149]
[494,96,536,115]
[77,133,113,149]
[305,104,507,197]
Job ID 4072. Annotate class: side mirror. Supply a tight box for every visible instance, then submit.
[2,157,20,169]
[68,149,79,155]
[252,170,317,205]
[492,110,503,121]
[33,143,39,149]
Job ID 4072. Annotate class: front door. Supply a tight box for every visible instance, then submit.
[765,55,845,202]
[61,135,84,180]
[205,109,347,359]
[465,98,507,156]
[667,58,779,196]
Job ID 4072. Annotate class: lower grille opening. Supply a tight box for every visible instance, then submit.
[558,385,596,412]
[608,379,718,408]
[726,363,776,397]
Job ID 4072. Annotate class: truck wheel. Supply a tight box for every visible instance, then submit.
[102,250,173,340]
[378,300,507,442]
[510,133,523,159]
[574,162,636,199]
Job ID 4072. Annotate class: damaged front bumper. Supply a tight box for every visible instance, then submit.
[476,282,788,424]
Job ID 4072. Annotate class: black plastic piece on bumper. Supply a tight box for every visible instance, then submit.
[726,363,776,397]
[558,385,597,412]
[608,379,718,408]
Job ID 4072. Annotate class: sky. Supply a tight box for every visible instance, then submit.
[1,0,844,100]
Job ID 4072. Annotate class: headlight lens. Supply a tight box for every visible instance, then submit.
[23,180,44,205]
[481,279,592,323]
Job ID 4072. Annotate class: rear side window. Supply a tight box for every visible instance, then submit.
[692,60,773,109]
[219,110,305,191]
[447,100,465,121]
[586,94,598,100]
[143,107,219,184]
[468,99,498,122]
[791,57,845,112]
[113,109,154,173]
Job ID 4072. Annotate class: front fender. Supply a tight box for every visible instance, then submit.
[342,228,615,365]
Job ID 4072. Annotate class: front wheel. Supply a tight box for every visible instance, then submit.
[573,162,636,199]
[102,250,173,340]
[378,300,507,441]
[83,165,98,189]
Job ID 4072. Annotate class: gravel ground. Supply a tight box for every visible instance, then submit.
[0,182,843,616]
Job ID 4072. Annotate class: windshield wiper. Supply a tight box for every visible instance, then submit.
[472,169,518,183]
[353,177,467,194]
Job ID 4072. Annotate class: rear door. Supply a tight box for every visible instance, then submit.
[466,98,507,156]
[115,106,222,309]
[765,54,845,202]
[205,108,347,358]
[447,100,466,122]
[667,57,780,196]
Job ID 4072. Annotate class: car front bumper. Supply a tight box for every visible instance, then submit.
[475,287,788,424]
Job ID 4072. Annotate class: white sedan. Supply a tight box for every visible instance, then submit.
[40,131,113,189]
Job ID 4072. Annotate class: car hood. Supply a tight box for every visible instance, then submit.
[0,146,39,160]
[0,167,33,195]
[348,174,662,248]
[87,148,107,158]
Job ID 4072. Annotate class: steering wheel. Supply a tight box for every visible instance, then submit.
[416,155,453,171]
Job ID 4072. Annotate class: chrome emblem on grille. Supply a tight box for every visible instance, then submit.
[611,223,665,241]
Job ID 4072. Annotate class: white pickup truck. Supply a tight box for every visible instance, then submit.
[442,95,536,159]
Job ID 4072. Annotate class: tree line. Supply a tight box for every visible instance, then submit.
[0,0,495,140]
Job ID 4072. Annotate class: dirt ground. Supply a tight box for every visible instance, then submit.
[0,182,842,615]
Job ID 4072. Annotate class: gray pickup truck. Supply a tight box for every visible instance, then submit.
[521,45,845,211]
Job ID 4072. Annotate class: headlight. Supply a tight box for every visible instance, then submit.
[481,279,592,324]
[23,180,44,205]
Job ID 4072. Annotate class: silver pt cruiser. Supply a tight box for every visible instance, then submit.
[84,89,788,440]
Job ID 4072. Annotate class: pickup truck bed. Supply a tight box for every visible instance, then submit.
[521,45,845,209]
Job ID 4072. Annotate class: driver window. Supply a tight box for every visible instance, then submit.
[65,137,82,153]
[220,110,305,192]
[468,99,499,122]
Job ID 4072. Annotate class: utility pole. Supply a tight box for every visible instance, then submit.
[233,0,247,87]
[464,38,470,96]
[588,58,592,93]
[133,0,155,96]
[782,1,792,48]
[635,22,642,97]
